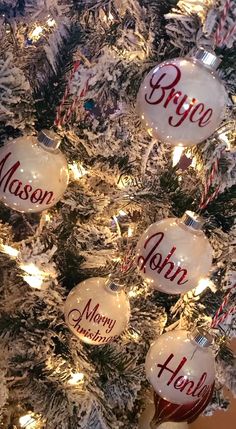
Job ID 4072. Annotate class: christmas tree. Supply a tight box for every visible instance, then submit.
[0,1,235,428]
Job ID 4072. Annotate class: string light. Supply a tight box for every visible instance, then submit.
[194,278,212,295]
[44,213,52,222]
[118,209,127,217]
[185,149,197,169]
[23,275,43,289]
[218,131,231,149]
[20,263,48,289]
[128,289,138,298]
[69,162,87,180]
[68,372,84,385]
[112,256,122,263]
[128,286,146,298]
[102,11,114,22]
[127,225,134,237]
[19,414,36,428]
[113,215,121,236]
[30,26,43,41]
[172,146,184,167]
[108,11,114,21]
[20,263,43,277]
[129,331,140,342]
[0,244,19,258]
[47,17,56,27]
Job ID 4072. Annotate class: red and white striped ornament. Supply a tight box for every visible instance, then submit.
[211,284,236,328]
[54,61,90,127]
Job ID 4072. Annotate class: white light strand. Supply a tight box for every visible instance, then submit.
[0,244,19,258]
[194,278,216,296]
[172,146,184,167]
[19,414,36,428]
[20,263,50,290]
[68,372,84,385]
[69,162,87,180]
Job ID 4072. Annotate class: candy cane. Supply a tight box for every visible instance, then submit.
[54,61,91,128]
[54,60,80,127]
[221,22,236,45]
[211,284,236,328]
[214,0,236,47]
[211,305,236,328]
[199,151,223,210]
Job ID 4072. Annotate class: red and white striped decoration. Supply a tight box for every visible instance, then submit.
[214,0,236,47]
[54,60,90,128]
[199,150,223,210]
[211,305,236,328]
[120,244,136,273]
[211,284,236,328]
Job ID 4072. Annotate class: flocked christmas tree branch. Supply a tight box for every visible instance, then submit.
[0,0,235,428]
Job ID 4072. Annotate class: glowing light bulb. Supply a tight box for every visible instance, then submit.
[108,11,114,21]
[128,289,138,298]
[44,213,51,222]
[68,372,84,385]
[194,278,211,295]
[69,162,87,180]
[31,26,43,40]
[23,275,43,289]
[20,263,43,277]
[219,132,231,149]
[130,331,140,341]
[112,256,122,263]
[118,209,127,217]
[19,414,36,428]
[127,226,134,237]
[172,146,184,167]
[0,244,19,258]
[47,18,56,27]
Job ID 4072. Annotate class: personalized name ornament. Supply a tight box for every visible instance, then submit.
[145,329,215,406]
[136,211,213,295]
[0,131,69,213]
[136,49,227,147]
[64,277,130,345]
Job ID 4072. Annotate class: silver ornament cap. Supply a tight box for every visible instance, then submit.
[105,276,124,292]
[190,328,213,348]
[37,129,61,150]
[181,210,203,231]
[193,48,221,70]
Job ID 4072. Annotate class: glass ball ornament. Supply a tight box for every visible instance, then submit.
[0,130,69,213]
[136,49,227,147]
[136,211,213,295]
[64,277,130,345]
[151,385,214,428]
[145,329,215,405]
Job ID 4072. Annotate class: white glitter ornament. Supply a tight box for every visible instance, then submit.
[145,329,215,405]
[136,49,227,147]
[0,131,69,213]
[64,277,130,345]
[136,211,212,295]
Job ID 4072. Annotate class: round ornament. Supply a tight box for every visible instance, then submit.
[0,131,69,213]
[64,277,130,345]
[136,49,227,147]
[151,385,214,428]
[136,211,212,295]
[140,396,190,429]
[145,329,215,406]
